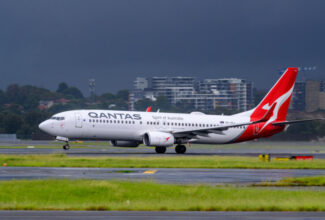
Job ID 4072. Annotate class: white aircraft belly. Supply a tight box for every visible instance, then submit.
[191,129,244,144]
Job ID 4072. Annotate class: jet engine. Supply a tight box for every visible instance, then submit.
[143,131,175,147]
[110,140,140,147]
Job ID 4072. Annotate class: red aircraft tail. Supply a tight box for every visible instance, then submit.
[146,106,152,112]
[250,67,298,122]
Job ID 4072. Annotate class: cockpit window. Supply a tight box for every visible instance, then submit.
[50,117,65,121]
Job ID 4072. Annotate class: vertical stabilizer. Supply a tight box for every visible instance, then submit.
[250,67,298,122]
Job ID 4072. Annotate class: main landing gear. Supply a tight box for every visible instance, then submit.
[155,146,166,154]
[154,145,187,154]
[175,144,186,154]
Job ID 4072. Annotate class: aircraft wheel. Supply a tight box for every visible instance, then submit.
[63,144,70,150]
[175,145,186,154]
[155,146,166,154]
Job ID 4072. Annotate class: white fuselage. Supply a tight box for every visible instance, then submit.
[39,110,250,145]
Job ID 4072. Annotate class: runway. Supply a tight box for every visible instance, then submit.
[1,140,325,157]
[1,167,325,184]
[2,147,325,159]
[1,211,325,220]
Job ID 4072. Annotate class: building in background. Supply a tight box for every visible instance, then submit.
[130,76,254,112]
[290,81,306,111]
[291,80,325,112]
[320,81,325,111]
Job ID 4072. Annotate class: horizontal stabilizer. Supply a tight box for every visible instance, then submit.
[272,118,325,126]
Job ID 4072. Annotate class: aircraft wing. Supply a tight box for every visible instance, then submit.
[272,118,325,126]
[173,104,276,137]
[172,120,257,137]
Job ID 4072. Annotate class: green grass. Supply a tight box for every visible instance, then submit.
[256,176,325,187]
[2,154,325,169]
[0,179,324,211]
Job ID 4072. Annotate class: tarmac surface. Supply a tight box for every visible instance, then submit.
[1,167,325,184]
[2,146,325,159]
[0,211,325,220]
[2,140,325,158]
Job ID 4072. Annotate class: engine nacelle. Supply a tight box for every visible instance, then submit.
[110,140,140,147]
[143,131,175,147]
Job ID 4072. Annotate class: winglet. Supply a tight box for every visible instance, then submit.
[146,106,152,112]
[272,118,325,126]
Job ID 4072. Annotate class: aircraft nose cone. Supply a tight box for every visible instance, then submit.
[39,120,50,133]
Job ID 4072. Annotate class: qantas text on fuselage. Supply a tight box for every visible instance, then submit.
[88,112,142,120]
[39,68,324,154]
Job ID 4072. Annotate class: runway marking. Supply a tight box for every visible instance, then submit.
[143,170,157,174]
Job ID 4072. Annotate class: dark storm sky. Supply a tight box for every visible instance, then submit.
[1,0,325,95]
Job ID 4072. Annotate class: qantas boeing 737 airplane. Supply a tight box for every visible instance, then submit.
[39,68,323,154]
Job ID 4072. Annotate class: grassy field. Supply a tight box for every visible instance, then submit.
[0,179,324,211]
[256,176,325,187]
[2,154,325,169]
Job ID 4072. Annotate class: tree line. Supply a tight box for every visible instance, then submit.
[0,83,129,139]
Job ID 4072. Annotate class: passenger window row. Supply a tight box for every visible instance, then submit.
[147,122,218,128]
[147,121,160,125]
[145,122,246,129]
[89,119,246,129]
[89,119,136,124]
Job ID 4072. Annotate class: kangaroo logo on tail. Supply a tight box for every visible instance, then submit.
[258,85,295,133]
[251,67,298,123]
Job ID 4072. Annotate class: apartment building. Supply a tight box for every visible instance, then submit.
[130,76,254,112]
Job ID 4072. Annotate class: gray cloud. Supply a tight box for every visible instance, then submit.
[0,0,324,95]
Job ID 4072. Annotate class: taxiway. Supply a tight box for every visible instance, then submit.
[1,167,325,184]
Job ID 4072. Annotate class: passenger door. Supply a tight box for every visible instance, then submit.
[75,112,83,128]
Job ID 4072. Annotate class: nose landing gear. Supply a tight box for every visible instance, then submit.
[56,136,70,151]
[175,144,186,154]
[63,142,70,150]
